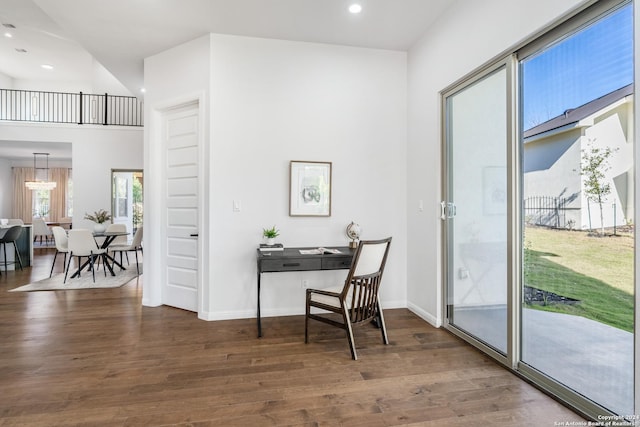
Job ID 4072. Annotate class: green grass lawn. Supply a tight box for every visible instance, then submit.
[524,226,634,332]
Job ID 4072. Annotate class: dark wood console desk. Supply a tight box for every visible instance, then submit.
[256,246,355,337]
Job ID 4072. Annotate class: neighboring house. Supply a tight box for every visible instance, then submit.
[523,84,634,230]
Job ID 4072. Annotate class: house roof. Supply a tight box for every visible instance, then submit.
[523,84,634,140]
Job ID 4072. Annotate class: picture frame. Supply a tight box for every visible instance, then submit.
[289,161,332,217]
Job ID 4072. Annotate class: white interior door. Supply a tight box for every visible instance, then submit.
[161,102,200,312]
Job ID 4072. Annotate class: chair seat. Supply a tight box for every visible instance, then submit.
[309,285,353,309]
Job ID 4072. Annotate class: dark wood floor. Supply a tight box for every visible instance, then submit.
[0,248,585,426]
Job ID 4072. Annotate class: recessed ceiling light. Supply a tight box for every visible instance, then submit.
[4,32,12,38]
[41,64,53,70]
[140,88,146,93]
[349,4,362,14]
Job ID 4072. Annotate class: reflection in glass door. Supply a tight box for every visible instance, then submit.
[444,65,509,354]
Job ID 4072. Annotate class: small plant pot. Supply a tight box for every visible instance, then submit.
[94,223,107,234]
[265,237,275,245]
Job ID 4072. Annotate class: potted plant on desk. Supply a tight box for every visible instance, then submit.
[262,225,280,246]
[84,209,112,233]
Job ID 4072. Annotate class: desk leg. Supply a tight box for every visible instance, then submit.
[257,271,262,338]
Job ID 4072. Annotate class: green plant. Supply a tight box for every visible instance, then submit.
[581,139,616,235]
[84,209,112,224]
[262,225,280,239]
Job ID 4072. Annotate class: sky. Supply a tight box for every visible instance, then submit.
[521,3,633,130]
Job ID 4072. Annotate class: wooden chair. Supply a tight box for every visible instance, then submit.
[305,237,392,360]
[49,226,69,277]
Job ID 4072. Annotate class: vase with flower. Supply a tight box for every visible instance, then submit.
[84,209,112,233]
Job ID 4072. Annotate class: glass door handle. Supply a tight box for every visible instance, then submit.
[440,201,457,219]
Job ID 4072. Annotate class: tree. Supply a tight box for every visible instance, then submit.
[581,139,615,235]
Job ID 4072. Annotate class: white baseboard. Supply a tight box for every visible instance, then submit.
[407,302,441,328]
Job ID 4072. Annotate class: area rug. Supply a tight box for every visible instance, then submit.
[9,264,142,292]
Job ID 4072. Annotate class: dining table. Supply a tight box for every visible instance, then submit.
[70,230,130,278]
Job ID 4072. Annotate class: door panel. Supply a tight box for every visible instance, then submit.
[444,66,508,354]
[162,103,200,312]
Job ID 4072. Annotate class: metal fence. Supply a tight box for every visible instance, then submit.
[524,196,572,228]
[0,89,143,126]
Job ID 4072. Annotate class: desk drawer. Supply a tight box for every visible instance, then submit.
[261,258,322,272]
[322,257,353,270]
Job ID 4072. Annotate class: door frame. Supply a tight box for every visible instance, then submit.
[144,92,208,319]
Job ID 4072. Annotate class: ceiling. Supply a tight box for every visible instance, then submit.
[1,0,456,95]
[0,0,456,160]
[0,141,71,161]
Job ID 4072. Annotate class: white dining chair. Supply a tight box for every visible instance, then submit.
[64,229,107,283]
[109,226,143,275]
[49,226,69,277]
[32,217,53,245]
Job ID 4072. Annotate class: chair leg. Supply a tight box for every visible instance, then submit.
[89,254,96,283]
[12,242,23,270]
[125,252,130,265]
[63,253,73,283]
[305,292,311,344]
[135,250,140,275]
[341,305,358,360]
[376,301,389,345]
[50,250,59,278]
[2,242,7,273]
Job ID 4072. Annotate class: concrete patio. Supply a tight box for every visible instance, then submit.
[453,306,633,415]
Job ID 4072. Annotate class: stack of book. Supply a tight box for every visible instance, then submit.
[259,243,284,251]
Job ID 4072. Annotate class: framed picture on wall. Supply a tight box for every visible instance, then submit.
[289,161,332,216]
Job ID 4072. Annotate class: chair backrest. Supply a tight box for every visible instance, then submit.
[51,226,68,252]
[32,217,51,235]
[1,225,24,243]
[68,229,99,256]
[8,219,24,225]
[106,223,127,245]
[341,237,392,323]
[131,226,143,247]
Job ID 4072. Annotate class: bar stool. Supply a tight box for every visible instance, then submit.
[0,225,24,274]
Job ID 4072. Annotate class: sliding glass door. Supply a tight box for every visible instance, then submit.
[443,0,634,418]
[520,2,634,415]
[443,63,510,356]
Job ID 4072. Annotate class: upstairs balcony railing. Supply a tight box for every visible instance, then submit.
[0,89,143,127]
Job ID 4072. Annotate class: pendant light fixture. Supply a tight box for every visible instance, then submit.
[25,152,57,191]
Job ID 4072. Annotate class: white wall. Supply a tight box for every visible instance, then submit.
[144,35,211,309]
[0,122,143,228]
[0,71,13,89]
[12,79,93,93]
[145,34,407,320]
[91,59,134,96]
[0,158,11,218]
[209,34,407,320]
[406,0,586,326]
